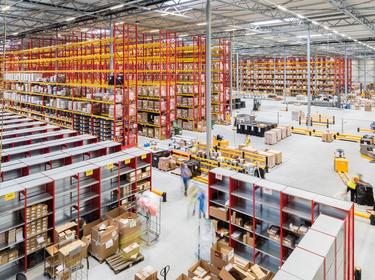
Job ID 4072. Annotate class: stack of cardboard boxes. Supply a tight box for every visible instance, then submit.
[90,220,119,263]
[158,156,177,171]
[264,126,291,145]
[176,242,273,280]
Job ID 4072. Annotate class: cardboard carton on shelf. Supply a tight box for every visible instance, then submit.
[82,218,103,255]
[134,265,158,280]
[209,206,228,222]
[0,251,9,265]
[211,241,234,269]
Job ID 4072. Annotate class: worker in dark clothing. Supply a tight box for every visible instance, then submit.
[347,176,359,202]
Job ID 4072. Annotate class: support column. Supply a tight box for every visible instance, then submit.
[109,16,114,73]
[273,55,276,94]
[307,26,312,126]
[364,51,367,90]
[314,52,317,94]
[344,42,348,96]
[236,53,239,91]
[229,35,233,115]
[283,47,287,104]
[205,0,212,153]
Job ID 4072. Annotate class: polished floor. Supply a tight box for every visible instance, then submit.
[26,99,375,279]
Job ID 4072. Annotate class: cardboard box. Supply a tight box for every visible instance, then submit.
[176,274,192,280]
[322,131,334,143]
[250,264,267,280]
[219,264,255,280]
[0,251,9,265]
[7,229,16,244]
[91,220,118,243]
[265,150,282,165]
[104,206,128,221]
[264,131,277,145]
[211,241,234,269]
[120,242,140,261]
[209,206,228,222]
[135,266,158,280]
[91,220,119,262]
[188,260,211,279]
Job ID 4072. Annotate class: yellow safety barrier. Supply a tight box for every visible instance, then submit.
[357,128,375,134]
[355,211,370,219]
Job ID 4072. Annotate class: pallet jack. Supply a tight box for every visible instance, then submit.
[334,149,349,184]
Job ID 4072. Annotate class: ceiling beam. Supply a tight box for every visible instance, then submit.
[327,0,375,35]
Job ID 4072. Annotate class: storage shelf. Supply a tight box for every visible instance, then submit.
[0,239,24,252]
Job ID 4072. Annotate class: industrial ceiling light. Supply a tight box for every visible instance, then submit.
[115,21,124,25]
[277,5,288,12]
[110,4,125,10]
[311,20,319,25]
[250,19,283,26]
[196,22,207,26]
[66,17,75,22]
[1,5,10,11]
[149,29,159,33]
[323,25,330,30]
[12,32,18,36]
[224,28,237,32]
[333,30,339,34]
[296,14,305,19]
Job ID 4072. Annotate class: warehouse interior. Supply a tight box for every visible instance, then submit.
[0,0,375,280]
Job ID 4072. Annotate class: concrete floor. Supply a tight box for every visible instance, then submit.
[26,100,375,280]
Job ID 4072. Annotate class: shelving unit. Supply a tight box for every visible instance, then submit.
[176,36,205,131]
[137,31,177,139]
[240,56,352,96]
[2,25,138,146]
[208,168,354,277]
[0,148,152,277]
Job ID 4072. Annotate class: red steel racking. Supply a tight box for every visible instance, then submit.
[208,168,354,278]
[240,56,352,96]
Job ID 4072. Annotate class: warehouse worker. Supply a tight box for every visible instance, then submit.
[181,163,192,196]
[347,176,359,202]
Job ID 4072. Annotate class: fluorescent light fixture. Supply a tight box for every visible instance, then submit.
[311,20,319,25]
[12,32,18,36]
[149,29,159,33]
[66,17,75,22]
[224,28,237,32]
[296,14,305,19]
[297,34,325,38]
[245,32,256,36]
[333,30,338,34]
[81,28,89,32]
[251,19,283,26]
[156,8,192,18]
[1,5,10,11]
[196,22,206,26]
[115,21,124,25]
[110,4,124,10]
[178,33,189,37]
[277,5,288,12]
[323,25,330,30]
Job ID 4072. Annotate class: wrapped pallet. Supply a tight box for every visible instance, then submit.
[264,131,277,145]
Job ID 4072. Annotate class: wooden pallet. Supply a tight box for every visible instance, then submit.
[106,253,144,274]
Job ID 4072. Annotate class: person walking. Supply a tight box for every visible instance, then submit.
[181,162,192,196]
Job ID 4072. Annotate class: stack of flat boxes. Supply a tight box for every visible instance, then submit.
[26,203,49,253]
[137,166,151,192]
